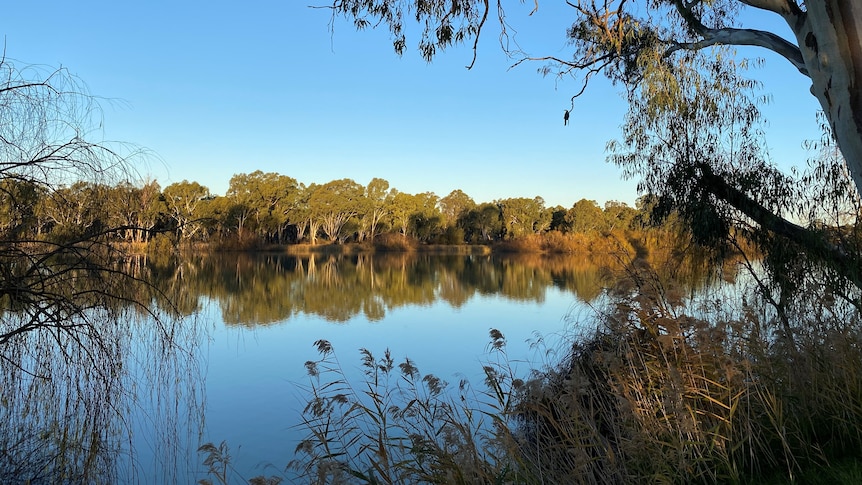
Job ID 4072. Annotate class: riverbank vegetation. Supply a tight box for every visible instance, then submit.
[3,162,660,253]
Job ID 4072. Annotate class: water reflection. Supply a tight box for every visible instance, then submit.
[0,308,205,484]
[149,253,606,326]
[150,251,718,328]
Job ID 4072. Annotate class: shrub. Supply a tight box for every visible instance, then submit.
[373,233,418,252]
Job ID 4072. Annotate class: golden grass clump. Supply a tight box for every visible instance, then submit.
[372,233,419,252]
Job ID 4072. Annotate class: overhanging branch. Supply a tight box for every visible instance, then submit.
[666,27,808,76]
[696,163,862,290]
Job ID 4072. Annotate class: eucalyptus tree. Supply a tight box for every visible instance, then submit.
[0,178,45,237]
[359,177,392,242]
[439,189,476,226]
[498,196,549,239]
[458,202,503,243]
[603,200,637,231]
[548,205,569,232]
[163,180,211,241]
[42,181,110,240]
[137,179,165,242]
[387,190,417,237]
[387,190,440,239]
[224,173,256,236]
[106,180,165,243]
[308,178,365,243]
[409,191,443,241]
[566,199,605,234]
[292,184,315,243]
[226,170,301,243]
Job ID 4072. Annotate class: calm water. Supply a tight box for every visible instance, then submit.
[4,251,720,483]
[135,252,625,482]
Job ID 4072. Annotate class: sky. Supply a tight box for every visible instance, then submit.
[3,1,824,208]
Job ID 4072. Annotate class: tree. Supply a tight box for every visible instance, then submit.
[0,57,188,481]
[226,170,301,243]
[321,0,862,294]
[308,178,365,243]
[387,191,440,240]
[439,189,476,227]
[459,202,503,243]
[163,180,211,241]
[359,177,392,242]
[498,196,548,239]
[566,199,605,234]
[0,178,45,237]
[603,200,636,231]
[106,180,164,243]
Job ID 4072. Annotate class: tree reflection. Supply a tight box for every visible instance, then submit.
[156,251,720,327]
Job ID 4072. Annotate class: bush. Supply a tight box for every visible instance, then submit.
[373,233,418,252]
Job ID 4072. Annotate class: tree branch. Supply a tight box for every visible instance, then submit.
[739,0,804,17]
[669,0,807,75]
[696,163,862,291]
[666,26,808,76]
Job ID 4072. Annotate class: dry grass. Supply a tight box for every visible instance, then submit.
[286,336,528,484]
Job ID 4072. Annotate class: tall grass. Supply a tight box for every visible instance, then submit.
[201,253,862,484]
[286,337,529,484]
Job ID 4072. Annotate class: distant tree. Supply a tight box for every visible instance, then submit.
[548,205,569,232]
[43,181,109,239]
[226,170,300,243]
[0,178,45,238]
[295,184,318,243]
[498,196,548,239]
[308,178,364,243]
[387,191,440,239]
[408,192,441,240]
[439,189,476,226]
[566,199,605,234]
[603,200,637,231]
[459,202,503,243]
[359,177,392,242]
[137,179,165,242]
[163,180,210,241]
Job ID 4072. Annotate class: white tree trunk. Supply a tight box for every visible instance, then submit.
[793,2,862,195]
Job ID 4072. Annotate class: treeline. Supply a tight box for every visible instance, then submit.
[0,170,659,248]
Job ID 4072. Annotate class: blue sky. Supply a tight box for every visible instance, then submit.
[4,1,823,208]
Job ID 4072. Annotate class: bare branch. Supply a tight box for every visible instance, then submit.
[467,0,490,69]
[739,0,804,17]
[666,27,808,76]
